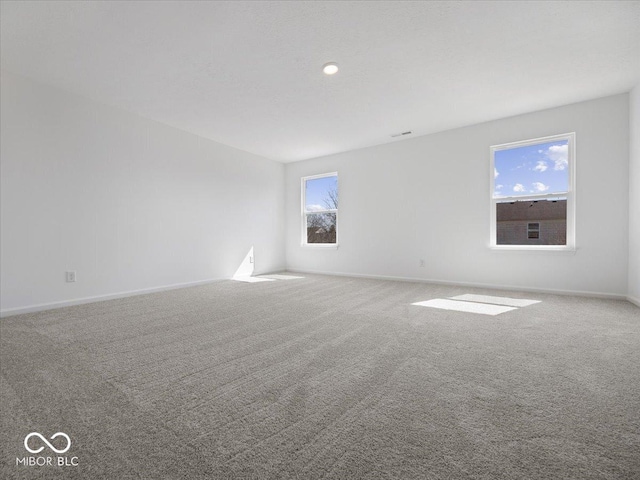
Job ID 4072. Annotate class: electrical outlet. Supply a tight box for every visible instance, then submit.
[419,259,426,267]
[66,271,76,282]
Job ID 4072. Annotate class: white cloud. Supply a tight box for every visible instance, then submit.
[306,204,325,212]
[532,182,549,192]
[513,183,525,192]
[533,160,548,172]
[496,184,503,190]
[494,168,499,178]
[546,144,568,170]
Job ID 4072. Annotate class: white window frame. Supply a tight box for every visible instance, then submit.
[527,222,540,239]
[490,133,576,251]
[301,172,338,248]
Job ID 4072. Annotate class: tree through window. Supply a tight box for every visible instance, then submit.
[302,173,338,245]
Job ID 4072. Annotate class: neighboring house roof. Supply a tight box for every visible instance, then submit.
[497,199,567,222]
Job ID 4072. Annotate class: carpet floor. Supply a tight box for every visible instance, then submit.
[1,273,639,479]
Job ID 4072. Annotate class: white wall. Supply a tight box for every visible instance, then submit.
[1,71,285,315]
[629,85,640,304]
[2,71,633,313]
[285,94,630,297]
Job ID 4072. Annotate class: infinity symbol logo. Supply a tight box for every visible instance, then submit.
[24,432,71,454]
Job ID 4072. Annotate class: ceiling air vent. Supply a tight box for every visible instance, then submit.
[391,131,412,138]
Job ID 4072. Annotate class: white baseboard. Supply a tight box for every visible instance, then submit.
[3,270,634,318]
[0,277,225,318]
[286,268,628,301]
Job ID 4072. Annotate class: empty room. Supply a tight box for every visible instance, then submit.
[1,1,639,479]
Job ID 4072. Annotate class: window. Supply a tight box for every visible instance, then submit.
[302,173,338,245]
[527,222,540,239]
[490,133,575,249]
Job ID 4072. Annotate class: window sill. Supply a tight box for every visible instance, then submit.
[302,243,339,249]
[489,245,576,255]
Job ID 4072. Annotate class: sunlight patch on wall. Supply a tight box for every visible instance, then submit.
[233,246,255,279]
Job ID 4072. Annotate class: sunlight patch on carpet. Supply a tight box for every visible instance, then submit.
[232,276,275,283]
[412,299,517,316]
[449,294,540,307]
[258,274,305,280]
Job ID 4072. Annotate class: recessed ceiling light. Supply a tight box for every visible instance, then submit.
[322,62,338,75]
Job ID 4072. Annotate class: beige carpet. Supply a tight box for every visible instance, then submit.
[1,273,639,479]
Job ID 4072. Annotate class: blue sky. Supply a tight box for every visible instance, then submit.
[305,175,337,211]
[494,140,569,198]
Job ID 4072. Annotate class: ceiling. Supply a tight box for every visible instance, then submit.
[1,1,639,163]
